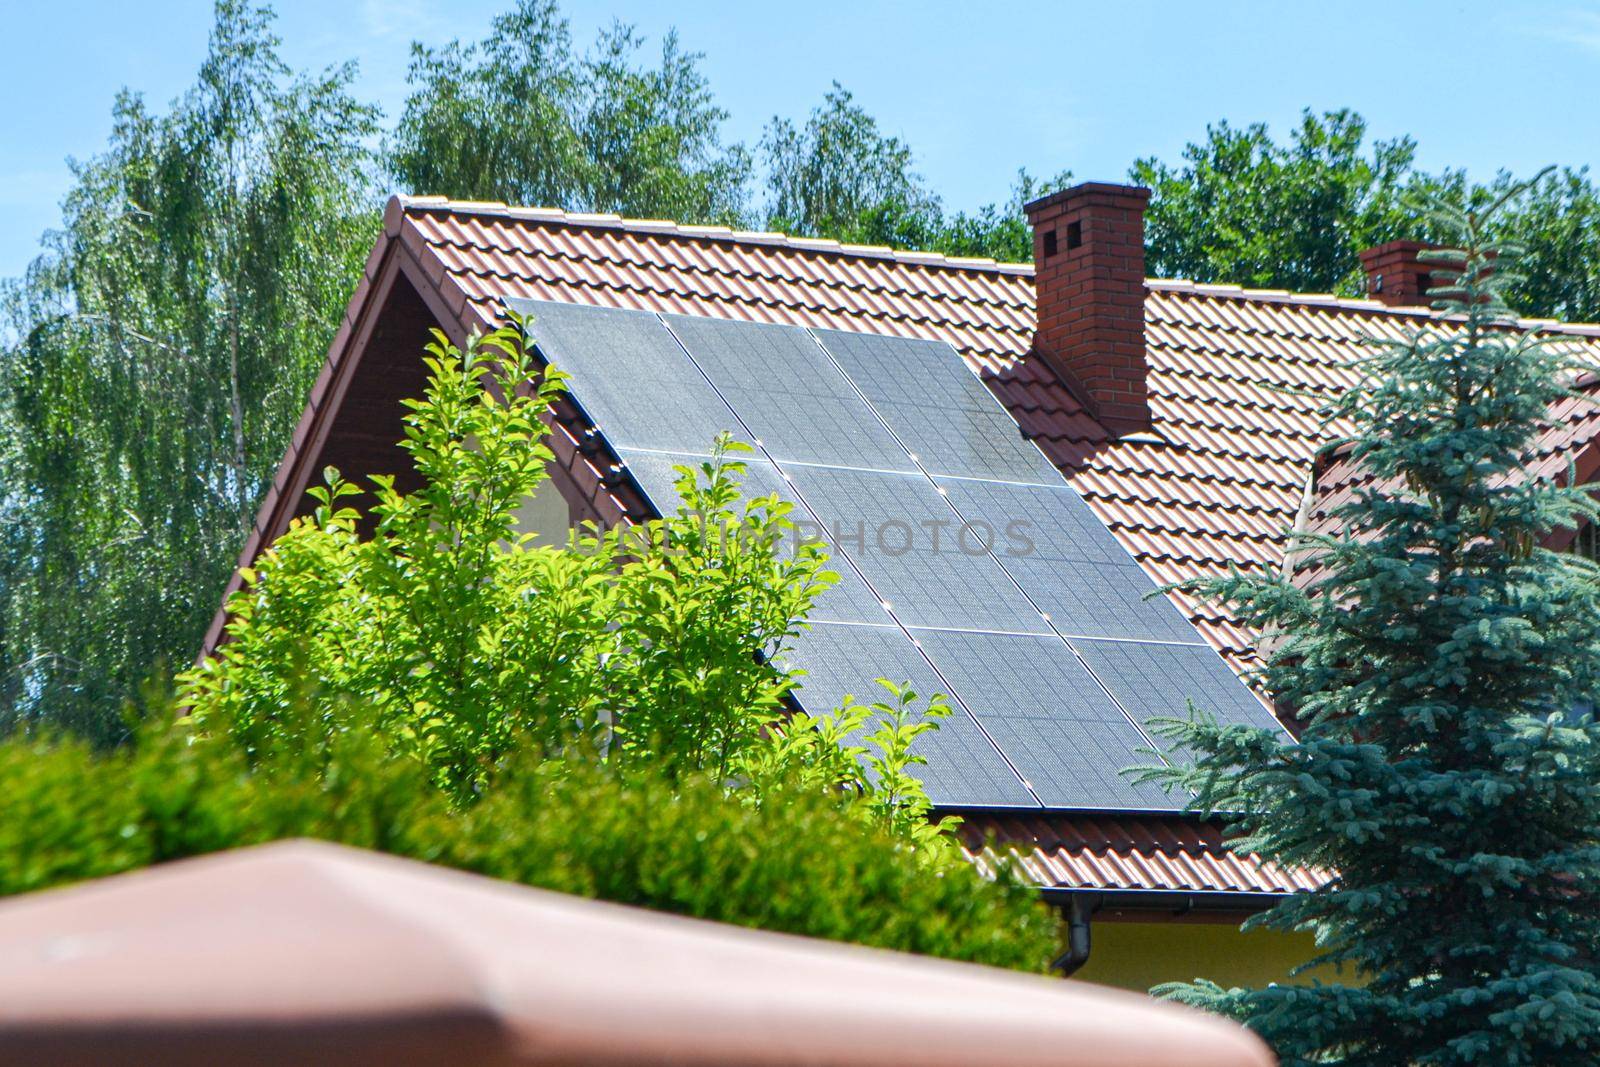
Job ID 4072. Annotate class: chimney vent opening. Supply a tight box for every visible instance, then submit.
[1042,228,1058,259]
[1065,220,1083,251]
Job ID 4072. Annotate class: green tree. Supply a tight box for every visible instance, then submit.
[759,86,1066,262]
[930,170,1073,264]
[1131,109,1600,321]
[390,0,747,223]
[0,0,380,740]
[1147,183,1600,1063]
[1132,108,1417,293]
[1410,166,1600,323]
[1502,167,1600,321]
[761,82,940,243]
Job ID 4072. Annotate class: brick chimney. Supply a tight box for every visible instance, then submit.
[1357,240,1439,307]
[1024,182,1152,435]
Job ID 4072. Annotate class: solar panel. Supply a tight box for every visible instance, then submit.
[779,622,1038,808]
[612,447,786,513]
[911,629,1179,810]
[492,299,1274,813]
[776,462,1052,634]
[812,328,1061,482]
[931,476,1200,642]
[1012,558,1204,643]
[509,299,748,455]
[614,449,889,626]
[932,477,1132,566]
[1073,638,1285,741]
[663,315,913,471]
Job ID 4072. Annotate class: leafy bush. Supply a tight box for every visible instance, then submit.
[181,322,834,802]
[178,319,966,848]
[419,751,1054,968]
[0,704,1058,971]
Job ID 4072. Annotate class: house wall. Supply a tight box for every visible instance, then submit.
[511,478,576,545]
[284,264,589,549]
[1075,918,1338,993]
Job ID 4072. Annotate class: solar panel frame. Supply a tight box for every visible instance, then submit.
[509,298,750,455]
[811,328,1062,483]
[1073,637,1288,741]
[931,477,1135,567]
[1008,557,1206,644]
[927,476,1206,643]
[775,462,1053,635]
[613,449,890,626]
[493,299,1280,813]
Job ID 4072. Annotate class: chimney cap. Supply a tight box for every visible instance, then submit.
[1024,181,1150,220]
[1357,239,1437,266]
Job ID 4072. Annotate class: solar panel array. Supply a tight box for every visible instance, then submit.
[509,297,1287,811]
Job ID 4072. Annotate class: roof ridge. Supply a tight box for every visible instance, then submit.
[1148,277,1600,337]
[392,196,1600,337]
[392,194,1037,277]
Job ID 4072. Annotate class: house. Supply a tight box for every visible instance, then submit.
[204,182,1600,990]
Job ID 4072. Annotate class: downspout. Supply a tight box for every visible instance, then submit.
[1051,895,1098,977]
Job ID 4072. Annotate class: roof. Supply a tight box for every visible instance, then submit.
[960,812,1325,900]
[217,195,1600,901]
[385,197,1600,680]
[1296,365,1600,579]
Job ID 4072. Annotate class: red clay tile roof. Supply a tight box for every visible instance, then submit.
[391,196,1600,683]
[960,812,1326,898]
[1534,376,1600,488]
[219,196,1600,901]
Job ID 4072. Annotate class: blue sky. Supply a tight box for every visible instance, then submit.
[3,0,1598,280]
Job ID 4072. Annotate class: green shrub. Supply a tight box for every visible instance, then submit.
[0,707,1059,971]
[420,752,1055,970]
[178,319,965,851]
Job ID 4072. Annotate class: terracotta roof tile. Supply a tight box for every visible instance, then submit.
[1301,374,1600,574]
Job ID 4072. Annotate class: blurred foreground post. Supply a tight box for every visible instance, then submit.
[0,840,1271,1067]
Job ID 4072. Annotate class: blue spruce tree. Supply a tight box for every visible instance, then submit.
[1151,178,1600,1065]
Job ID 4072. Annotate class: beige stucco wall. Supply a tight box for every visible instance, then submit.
[1075,920,1340,993]
[510,476,574,546]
